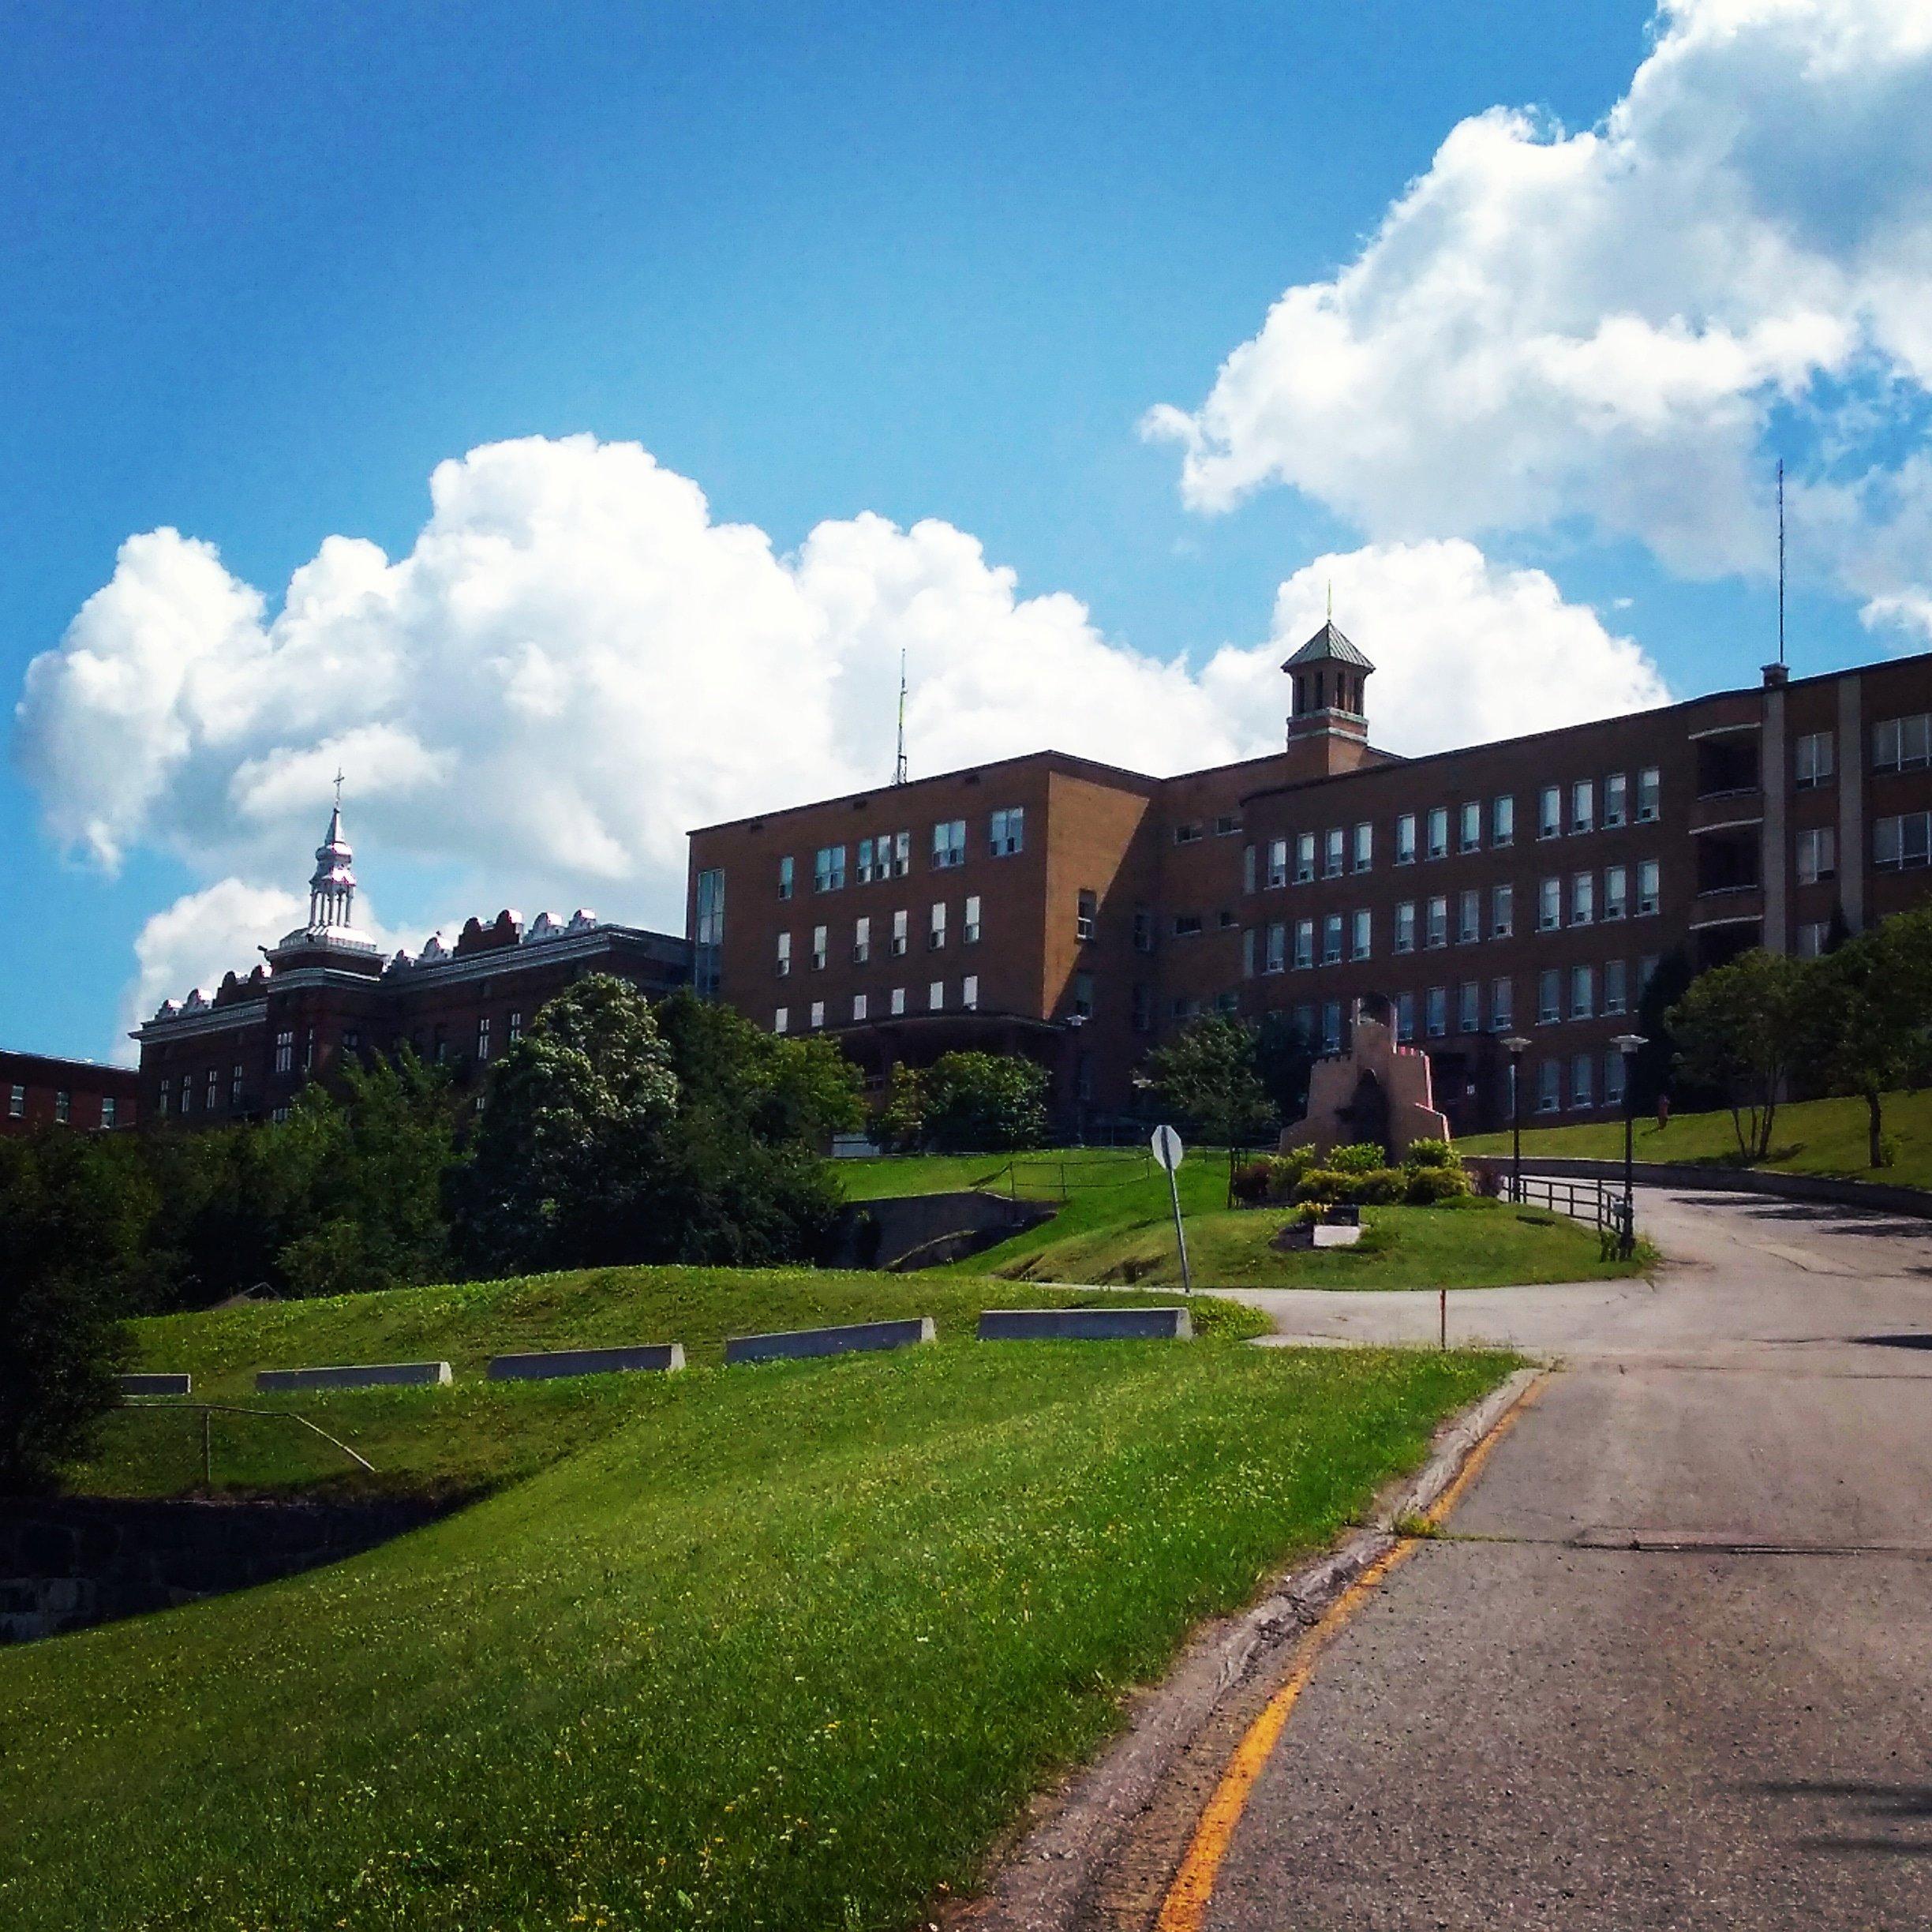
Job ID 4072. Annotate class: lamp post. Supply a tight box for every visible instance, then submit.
[1611,1032,1649,1257]
[1499,1035,1530,1204]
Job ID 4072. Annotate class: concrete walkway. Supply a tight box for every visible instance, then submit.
[1127,1187,1932,1929]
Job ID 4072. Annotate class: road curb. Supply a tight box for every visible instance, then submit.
[951,1364,1545,1932]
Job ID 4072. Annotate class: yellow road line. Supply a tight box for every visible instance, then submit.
[1153,1374,1547,1932]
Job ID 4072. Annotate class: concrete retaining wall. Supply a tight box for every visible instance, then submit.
[724,1317,935,1365]
[832,1192,1054,1270]
[487,1345,684,1381]
[978,1307,1193,1342]
[1464,1154,1932,1221]
[256,1361,453,1393]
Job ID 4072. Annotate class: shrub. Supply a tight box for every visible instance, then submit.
[1234,1150,1314,1205]
[1403,1137,1457,1170]
[1405,1165,1473,1206]
[1328,1142,1386,1175]
[1350,1166,1408,1205]
[1877,1132,1902,1171]
[1230,1159,1275,1205]
[1292,1168,1350,1204]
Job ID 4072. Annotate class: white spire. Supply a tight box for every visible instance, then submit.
[308,777,357,932]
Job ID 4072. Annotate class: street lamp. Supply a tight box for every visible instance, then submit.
[1610,1032,1649,1257]
[1499,1035,1530,1204]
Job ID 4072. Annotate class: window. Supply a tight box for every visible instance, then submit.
[1539,785,1562,839]
[1538,968,1561,1024]
[1351,908,1372,960]
[1459,800,1481,852]
[1395,900,1417,953]
[1640,953,1661,991]
[6,1084,21,1118]
[476,1016,491,1063]
[929,902,947,949]
[1427,807,1450,860]
[1425,987,1447,1039]
[55,1089,71,1123]
[812,924,828,971]
[1604,772,1628,828]
[1324,826,1344,877]
[1637,859,1661,915]
[814,844,847,892]
[1572,1054,1595,1110]
[1492,977,1514,1031]
[776,931,792,977]
[1492,794,1515,847]
[508,1013,522,1046]
[1539,878,1561,931]
[1459,982,1481,1033]
[343,1029,360,1055]
[159,1079,170,1115]
[1073,972,1094,1019]
[1215,812,1241,837]
[1243,928,1257,978]
[1426,895,1448,949]
[1604,959,1628,1016]
[1265,922,1286,974]
[853,916,871,965]
[1218,908,1236,930]
[1492,882,1515,938]
[774,1006,789,1034]
[100,1096,117,1130]
[1173,913,1204,938]
[1796,921,1829,960]
[964,895,981,944]
[1604,864,1627,920]
[1353,822,1373,872]
[271,1105,290,1125]
[1396,991,1417,1043]
[989,807,1025,856]
[1076,888,1097,943]
[1322,1001,1343,1054]
[930,822,965,871]
[1133,983,1152,1033]
[1267,837,1289,889]
[1296,832,1316,883]
[1571,779,1595,835]
[1571,871,1595,926]
[963,975,979,1011]
[305,1028,316,1072]
[1133,907,1154,952]
[1605,1048,1627,1106]
[1571,964,1596,1020]
[1797,826,1837,886]
[1322,912,1342,964]
[208,1068,223,1110]
[890,987,907,1016]
[810,1001,826,1030]
[1793,732,1833,789]
[179,1081,191,1114]
[929,980,945,1012]
[231,1061,244,1106]
[275,1029,294,1075]
[694,869,725,991]
[1874,713,1932,773]
[1243,844,1257,893]
[852,993,867,1022]
[1875,811,1932,870]
[1458,889,1481,945]
[1637,766,1661,822]
[891,908,908,956]
[1173,821,1204,846]
[777,855,794,900]
[1538,1061,1562,1113]
[1215,990,1240,1017]
[1294,919,1315,970]
[1395,813,1417,865]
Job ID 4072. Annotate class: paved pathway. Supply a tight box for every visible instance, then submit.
[1151,1188,1932,1929]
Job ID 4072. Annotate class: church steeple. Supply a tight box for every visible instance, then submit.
[308,773,357,932]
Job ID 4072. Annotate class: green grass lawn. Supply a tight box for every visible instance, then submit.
[837,1144,1166,1201]
[1460,1087,1932,1191]
[6,1339,1512,1932]
[81,1265,1266,1500]
[1005,1197,1643,1292]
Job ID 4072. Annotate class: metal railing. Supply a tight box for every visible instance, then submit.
[1508,1173,1636,1257]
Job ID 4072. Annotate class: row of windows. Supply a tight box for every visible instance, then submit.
[1874,713,1931,774]
[5,1084,118,1126]
[1527,1052,1634,1114]
[777,897,984,974]
[777,975,982,1032]
[1370,956,1654,1045]
[792,809,1025,897]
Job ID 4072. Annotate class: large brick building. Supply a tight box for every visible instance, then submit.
[134,799,690,1127]
[1,1048,140,1136]
[685,628,1932,1137]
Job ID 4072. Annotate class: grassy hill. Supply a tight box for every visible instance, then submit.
[1459,1088,1932,1191]
[6,1261,1513,1932]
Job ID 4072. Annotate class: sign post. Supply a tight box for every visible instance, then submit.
[1150,1125,1193,1297]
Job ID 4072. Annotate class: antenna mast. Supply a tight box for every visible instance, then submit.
[893,647,908,787]
[1777,459,1786,668]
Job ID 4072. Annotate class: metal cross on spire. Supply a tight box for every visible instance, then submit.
[332,767,346,809]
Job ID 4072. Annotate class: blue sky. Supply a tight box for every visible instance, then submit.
[6,0,1925,1061]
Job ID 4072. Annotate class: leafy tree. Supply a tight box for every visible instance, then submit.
[1798,907,1932,1168]
[0,1132,141,1489]
[920,1052,1049,1152]
[652,990,863,1146]
[1143,1016,1278,1149]
[1668,948,1810,1161]
[1254,1010,1318,1125]
[878,1064,928,1153]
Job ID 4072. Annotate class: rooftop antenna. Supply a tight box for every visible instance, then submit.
[1327,578,1334,623]
[1777,459,1787,668]
[893,647,908,787]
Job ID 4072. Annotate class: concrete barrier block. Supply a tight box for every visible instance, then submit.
[255,1361,452,1392]
[977,1307,1193,1342]
[486,1344,685,1381]
[118,1373,192,1398]
[724,1316,936,1365]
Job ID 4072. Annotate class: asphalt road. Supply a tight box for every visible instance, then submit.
[1185,1188,1932,1929]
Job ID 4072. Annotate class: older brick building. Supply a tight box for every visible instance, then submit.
[135,799,690,1126]
[1,1049,140,1135]
[686,627,1932,1137]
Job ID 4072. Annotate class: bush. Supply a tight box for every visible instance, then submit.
[1328,1142,1385,1175]
[921,1052,1050,1153]
[1230,1159,1275,1205]
[1877,1132,1902,1171]
[1292,1168,1350,1204]
[1405,1165,1473,1206]
[1403,1137,1457,1170]
[1234,1149,1316,1204]
[1351,1166,1408,1205]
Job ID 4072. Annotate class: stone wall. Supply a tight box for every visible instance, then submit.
[831,1189,1055,1270]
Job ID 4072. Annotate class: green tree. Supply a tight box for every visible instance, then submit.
[878,1064,928,1153]
[1668,949,1810,1161]
[652,990,863,1146]
[921,1052,1049,1152]
[1142,1016,1279,1149]
[1798,907,1932,1169]
[1254,1010,1317,1125]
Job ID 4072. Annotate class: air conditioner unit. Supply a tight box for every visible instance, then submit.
[851,945,869,964]
[927,931,945,950]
